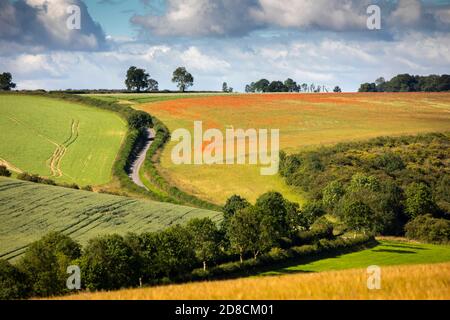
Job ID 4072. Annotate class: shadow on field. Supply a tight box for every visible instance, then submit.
[371,249,416,254]
[254,240,380,277]
[382,243,428,250]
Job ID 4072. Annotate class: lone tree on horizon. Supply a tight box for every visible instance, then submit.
[0,72,16,91]
[172,67,194,92]
[125,66,158,92]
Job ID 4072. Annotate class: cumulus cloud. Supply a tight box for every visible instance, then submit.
[0,0,106,51]
[131,0,263,36]
[249,0,368,31]
[131,0,450,37]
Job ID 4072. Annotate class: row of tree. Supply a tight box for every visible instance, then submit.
[359,74,450,92]
[0,191,329,298]
[245,78,341,93]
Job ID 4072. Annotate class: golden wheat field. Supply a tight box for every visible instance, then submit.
[59,262,450,300]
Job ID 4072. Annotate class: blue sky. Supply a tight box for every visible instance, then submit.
[1,0,449,92]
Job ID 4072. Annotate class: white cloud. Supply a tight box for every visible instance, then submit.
[181,47,230,73]
[0,0,106,51]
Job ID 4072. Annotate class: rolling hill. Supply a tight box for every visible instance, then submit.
[0,94,126,186]
[0,177,221,261]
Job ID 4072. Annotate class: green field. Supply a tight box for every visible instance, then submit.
[0,95,126,186]
[0,177,221,261]
[85,93,222,105]
[261,240,450,275]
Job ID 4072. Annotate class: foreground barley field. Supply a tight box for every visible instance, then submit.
[138,92,450,204]
[60,262,450,300]
[0,95,126,186]
[0,177,221,261]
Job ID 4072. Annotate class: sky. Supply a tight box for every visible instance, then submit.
[0,0,449,92]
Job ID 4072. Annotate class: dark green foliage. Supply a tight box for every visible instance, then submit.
[18,232,81,297]
[172,67,194,92]
[299,200,326,229]
[0,72,16,91]
[17,172,56,185]
[80,234,138,291]
[268,81,288,92]
[253,79,270,92]
[0,165,11,177]
[322,180,345,211]
[279,133,450,235]
[255,192,292,238]
[342,200,376,234]
[153,225,197,278]
[125,66,158,92]
[228,206,274,261]
[405,182,437,218]
[127,110,153,130]
[0,259,29,299]
[405,214,450,244]
[222,194,251,232]
[359,74,450,92]
[187,218,220,270]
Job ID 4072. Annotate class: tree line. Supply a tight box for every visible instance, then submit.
[245,78,341,93]
[0,190,374,299]
[359,74,450,92]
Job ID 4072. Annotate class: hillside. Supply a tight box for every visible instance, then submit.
[0,94,126,186]
[138,92,450,204]
[0,177,221,261]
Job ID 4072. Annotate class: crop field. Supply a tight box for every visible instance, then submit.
[85,93,223,105]
[60,262,450,300]
[0,177,221,261]
[138,92,450,204]
[0,95,126,186]
[261,239,450,275]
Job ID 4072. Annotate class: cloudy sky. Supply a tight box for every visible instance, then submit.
[1,0,449,91]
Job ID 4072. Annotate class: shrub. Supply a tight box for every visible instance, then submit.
[80,234,138,291]
[18,232,81,297]
[0,259,29,299]
[405,214,450,244]
[0,165,11,177]
[405,183,436,218]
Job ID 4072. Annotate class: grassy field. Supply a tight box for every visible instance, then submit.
[59,262,450,300]
[0,177,221,261]
[138,92,450,205]
[0,95,126,186]
[261,239,450,275]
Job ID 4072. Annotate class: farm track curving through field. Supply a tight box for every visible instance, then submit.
[128,128,154,190]
[5,114,80,178]
[47,119,79,177]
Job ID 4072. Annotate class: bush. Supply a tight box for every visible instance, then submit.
[405,214,450,244]
[18,232,81,297]
[0,165,11,177]
[0,259,29,299]
[80,234,139,291]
